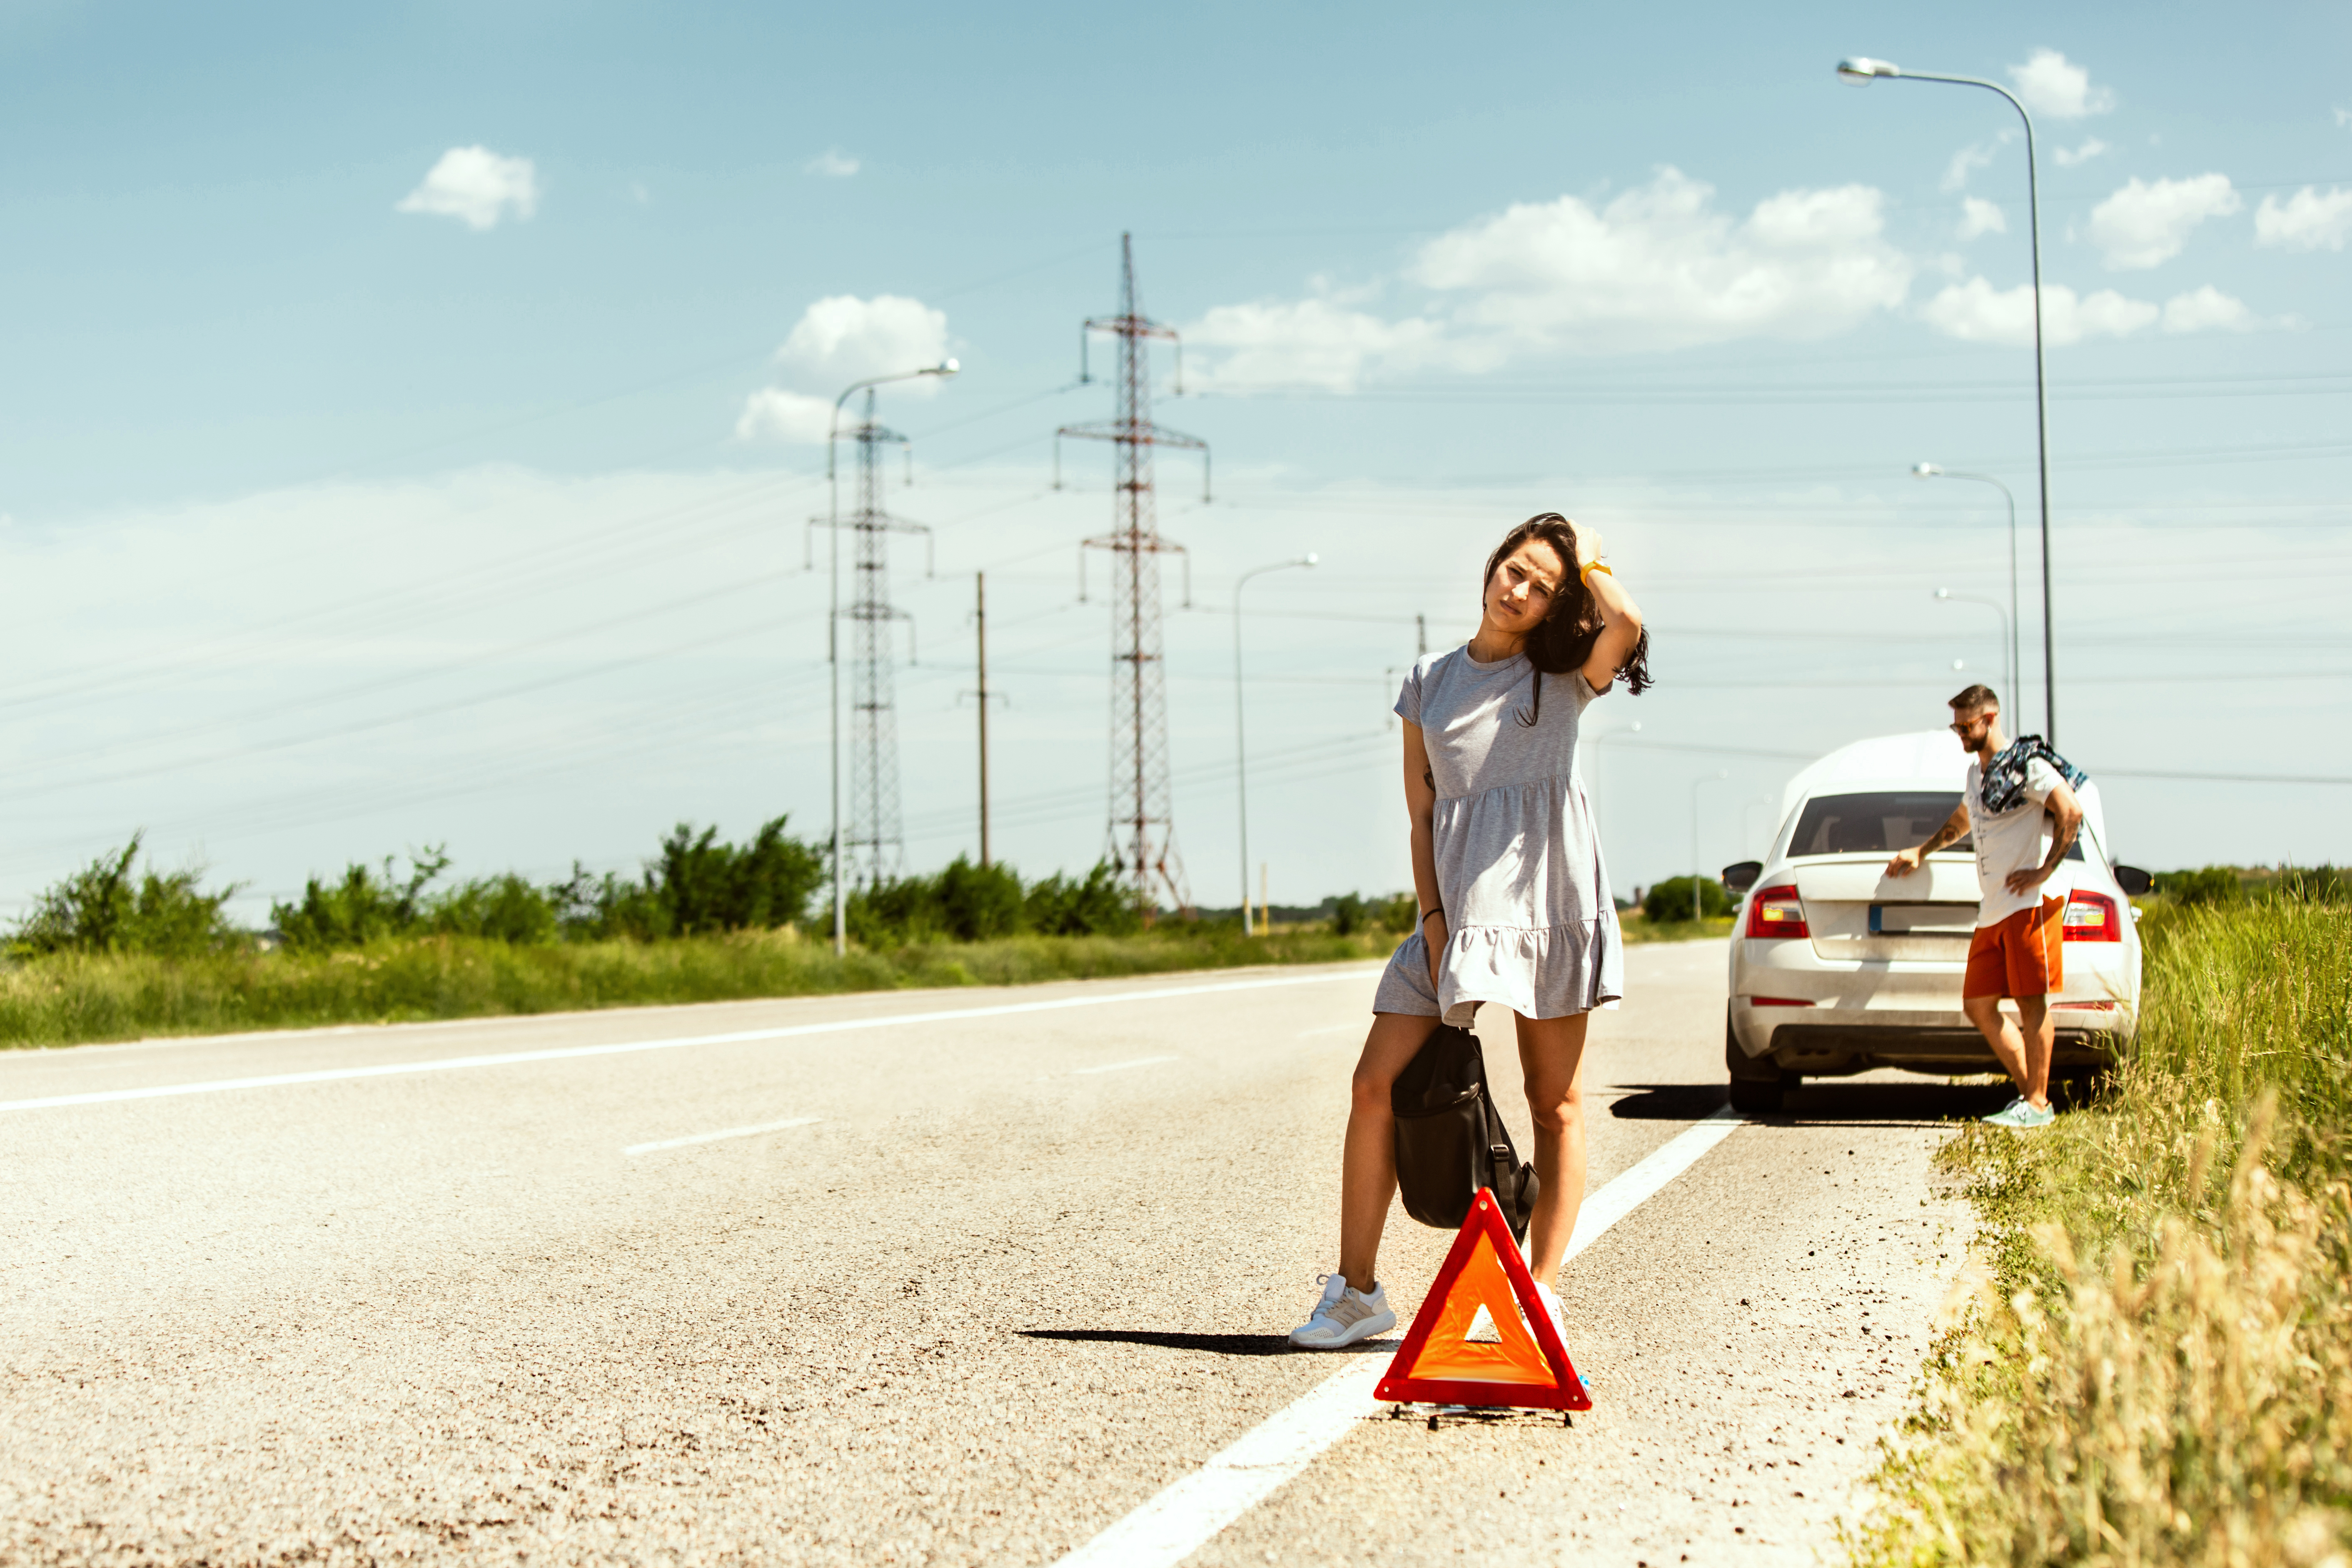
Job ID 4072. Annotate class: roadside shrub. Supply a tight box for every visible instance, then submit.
[2154,863,2244,905]
[430,873,560,945]
[272,848,451,950]
[551,815,828,941]
[1023,861,1143,937]
[643,816,827,935]
[844,859,1159,945]
[1326,892,1414,935]
[933,857,1026,940]
[10,833,242,958]
[1641,875,1734,923]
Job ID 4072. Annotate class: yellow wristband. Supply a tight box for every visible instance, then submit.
[1580,559,1612,581]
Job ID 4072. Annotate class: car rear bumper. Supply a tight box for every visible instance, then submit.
[1750,1019,2127,1077]
[1730,938,2138,1072]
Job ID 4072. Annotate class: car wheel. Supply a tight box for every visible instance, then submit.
[1725,1005,1784,1114]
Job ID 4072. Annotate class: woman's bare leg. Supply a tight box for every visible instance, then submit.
[1514,1010,1592,1288]
[1338,1012,1442,1294]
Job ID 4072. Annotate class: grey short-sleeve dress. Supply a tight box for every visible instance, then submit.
[1372,646,1625,1026]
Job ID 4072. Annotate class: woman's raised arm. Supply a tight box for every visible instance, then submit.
[1570,525,1644,694]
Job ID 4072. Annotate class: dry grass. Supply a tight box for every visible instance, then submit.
[1851,897,2352,1568]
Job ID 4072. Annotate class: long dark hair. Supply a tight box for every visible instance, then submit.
[1480,512,1652,727]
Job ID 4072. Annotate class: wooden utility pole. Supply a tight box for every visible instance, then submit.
[975,572,992,868]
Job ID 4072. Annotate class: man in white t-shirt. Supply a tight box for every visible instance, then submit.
[1885,684,2084,1129]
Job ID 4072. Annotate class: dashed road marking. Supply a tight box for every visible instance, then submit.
[624,1116,821,1156]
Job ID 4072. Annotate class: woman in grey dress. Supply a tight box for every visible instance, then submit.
[1291,513,1649,1349]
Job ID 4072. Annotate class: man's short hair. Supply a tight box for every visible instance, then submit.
[1949,683,2000,713]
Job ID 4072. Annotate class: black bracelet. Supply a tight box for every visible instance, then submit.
[1420,908,1445,927]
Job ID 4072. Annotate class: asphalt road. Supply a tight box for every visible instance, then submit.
[0,941,1993,1566]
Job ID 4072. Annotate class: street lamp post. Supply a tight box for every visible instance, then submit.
[1933,587,2013,707]
[825,359,959,956]
[1691,770,1729,923]
[1915,464,2025,727]
[1233,554,1317,935]
[1843,56,2058,745]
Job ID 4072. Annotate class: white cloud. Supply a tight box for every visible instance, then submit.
[1185,299,1446,393]
[396,146,538,231]
[733,389,842,443]
[1185,170,1915,389]
[2053,137,2110,168]
[804,149,860,178]
[2336,107,2350,129]
[1959,197,2008,239]
[1414,174,1913,349]
[772,294,948,385]
[2006,49,2115,120]
[735,294,951,442]
[1921,277,2157,346]
[2086,174,2240,269]
[2161,286,2256,334]
[2254,186,2352,252]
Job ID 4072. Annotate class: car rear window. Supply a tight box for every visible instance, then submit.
[1790,792,1968,855]
[1788,789,2083,859]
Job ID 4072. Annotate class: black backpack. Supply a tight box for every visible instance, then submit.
[1390,1023,1541,1244]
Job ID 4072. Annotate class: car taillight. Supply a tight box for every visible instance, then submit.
[2062,889,2120,942]
[1745,884,1808,940]
[1747,996,1815,1007]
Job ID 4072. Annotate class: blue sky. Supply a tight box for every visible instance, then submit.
[0,1,2345,920]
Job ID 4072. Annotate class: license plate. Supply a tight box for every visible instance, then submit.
[1870,904,1975,935]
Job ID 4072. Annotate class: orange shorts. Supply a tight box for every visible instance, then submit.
[1963,895,2065,1000]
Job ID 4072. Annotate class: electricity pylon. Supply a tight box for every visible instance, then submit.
[813,389,930,888]
[1056,233,1209,920]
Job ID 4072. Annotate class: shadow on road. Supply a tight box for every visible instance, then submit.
[1016,1329,1392,1358]
[1768,1078,2017,1127]
[1607,1077,2094,1128]
[1604,1084,1729,1120]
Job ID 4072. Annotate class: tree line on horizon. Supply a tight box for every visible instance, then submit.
[3,818,1157,960]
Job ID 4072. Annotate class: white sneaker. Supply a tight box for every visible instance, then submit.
[1288,1273,1396,1348]
[1532,1281,1566,1344]
[1529,1282,1592,1394]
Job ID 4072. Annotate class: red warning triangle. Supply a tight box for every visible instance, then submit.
[1376,1187,1591,1411]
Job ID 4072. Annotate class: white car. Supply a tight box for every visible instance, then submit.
[1718,731,2151,1114]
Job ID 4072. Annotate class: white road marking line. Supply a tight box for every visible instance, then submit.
[1073,1056,1178,1076]
[0,965,1384,1115]
[624,1116,821,1156]
[1050,1105,1744,1568]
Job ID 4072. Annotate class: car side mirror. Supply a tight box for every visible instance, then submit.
[1721,860,1763,895]
[2113,864,2155,898]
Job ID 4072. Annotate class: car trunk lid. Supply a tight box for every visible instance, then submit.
[1792,856,1980,962]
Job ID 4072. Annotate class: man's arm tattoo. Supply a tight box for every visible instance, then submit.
[1918,808,1969,856]
[2043,810,2080,870]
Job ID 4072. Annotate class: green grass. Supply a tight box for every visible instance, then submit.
[1848,895,2352,1567]
[0,910,1731,1052]
[1620,910,1737,942]
[0,926,1414,1049]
